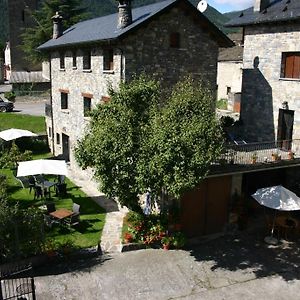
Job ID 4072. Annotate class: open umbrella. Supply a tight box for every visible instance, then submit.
[0,128,37,141]
[17,159,68,177]
[252,185,300,244]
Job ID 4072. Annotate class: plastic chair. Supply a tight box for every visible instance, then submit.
[72,203,80,216]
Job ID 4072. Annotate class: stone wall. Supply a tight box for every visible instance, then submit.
[47,6,221,179]
[240,22,300,142]
[217,61,242,101]
[122,6,219,94]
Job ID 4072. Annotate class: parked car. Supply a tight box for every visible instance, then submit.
[0,96,14,112]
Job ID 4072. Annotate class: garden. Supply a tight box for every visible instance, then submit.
[0,114,106,263]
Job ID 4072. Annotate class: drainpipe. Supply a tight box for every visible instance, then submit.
[49,53,55,156]
[117,48,125,82]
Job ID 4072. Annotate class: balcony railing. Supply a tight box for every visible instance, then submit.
[45,103,52,117]
[215,139,300,166]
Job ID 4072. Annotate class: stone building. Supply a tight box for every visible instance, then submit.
[226,0,300,142]
[38,0,232,179]
[217,33,243,112]
[5,0,49,87]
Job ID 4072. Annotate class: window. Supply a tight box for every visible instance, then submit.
[61,92,68,109]
[103,49,114,71]
[226,87,231,95]
[83,97,92,117]
[56,133,60,144]
[281,52,300,79]
[48,127,52,138]
[72,51,77,68]
[83,50,91,70]
[59,52,65,69]
[170,32,180,48]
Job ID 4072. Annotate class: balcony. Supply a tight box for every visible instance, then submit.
[45,103,52,117]
[210,139,300,174]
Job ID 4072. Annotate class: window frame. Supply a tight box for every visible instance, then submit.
[83,96,92,117]
[170,32,180,48]
[281,52,300,79]
[56,133,60,144]
[59,52,65,69]
[61,92,68,110]
[103,49,114,71]
[83,49,91,70]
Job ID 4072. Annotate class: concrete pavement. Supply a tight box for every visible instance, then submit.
[34,233,300,299]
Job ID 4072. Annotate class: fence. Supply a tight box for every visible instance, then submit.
[0,265,36,300]
[217,139,300,165]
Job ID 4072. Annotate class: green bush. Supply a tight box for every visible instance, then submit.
[4,91,16,102]
[0,143,32,169]
[216,98,228,110]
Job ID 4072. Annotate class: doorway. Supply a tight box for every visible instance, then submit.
[277,109,294,150]
[62,133,70,162]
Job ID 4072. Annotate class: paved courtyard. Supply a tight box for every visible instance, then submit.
[34,232,300,299]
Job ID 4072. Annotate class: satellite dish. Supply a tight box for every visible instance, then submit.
[197,0,208,13]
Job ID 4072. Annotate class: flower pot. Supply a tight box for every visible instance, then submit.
[251,158,257,164]
[288,152,294,160]
[163,244,170,250]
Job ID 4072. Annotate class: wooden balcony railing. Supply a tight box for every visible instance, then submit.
[215,139,300,166]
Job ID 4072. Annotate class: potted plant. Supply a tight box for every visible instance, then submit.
[251,152,258,164]
[124,232,133,244]
[288,150,295,160]
[172,232,186,249]
[161,236,172,250]
[271,152,279,161]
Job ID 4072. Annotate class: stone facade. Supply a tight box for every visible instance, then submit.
[46,5,220,179]
[217,61,242,101]
[240,22,300,142]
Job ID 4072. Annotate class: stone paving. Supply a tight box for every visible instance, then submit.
[67,170,128,253]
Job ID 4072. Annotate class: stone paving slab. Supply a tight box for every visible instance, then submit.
[34,234,300,300]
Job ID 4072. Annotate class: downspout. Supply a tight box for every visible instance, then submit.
[49,53,55,156]
[118,47,125,82]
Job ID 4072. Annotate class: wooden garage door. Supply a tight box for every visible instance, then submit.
[181,176,231,237]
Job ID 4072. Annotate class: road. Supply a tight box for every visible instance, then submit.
[13,100,46,116]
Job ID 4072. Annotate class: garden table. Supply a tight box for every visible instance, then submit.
[50,208,73,220]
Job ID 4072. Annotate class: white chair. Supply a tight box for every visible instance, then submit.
[72,203,80,216]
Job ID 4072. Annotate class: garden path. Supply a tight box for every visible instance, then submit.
[67,170,128,253]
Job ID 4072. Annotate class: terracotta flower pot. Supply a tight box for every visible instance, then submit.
[163,244,170,250]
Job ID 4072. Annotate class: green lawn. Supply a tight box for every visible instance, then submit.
[0,113,46,134]
[0,168,106,250]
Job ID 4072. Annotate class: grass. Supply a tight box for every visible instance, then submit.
[1,166,106,250]
[216,98,228,110]
[0,113,46,134]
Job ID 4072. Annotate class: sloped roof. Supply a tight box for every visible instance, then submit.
[10,72,50,83]
[38,0,233,51]
[218,32,243,62]
[226,0,300,27]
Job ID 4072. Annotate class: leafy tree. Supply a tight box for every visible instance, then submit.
[138,78,224,199]
[76,76,223,211]
[75,75,160,211]
[21,0,88,63]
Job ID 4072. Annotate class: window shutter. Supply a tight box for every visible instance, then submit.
[293,55,300,79]
[285,54,294,78]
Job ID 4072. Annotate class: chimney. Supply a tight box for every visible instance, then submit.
[254,0,270,12]
[117,0,132,29]
[52,12,63,39]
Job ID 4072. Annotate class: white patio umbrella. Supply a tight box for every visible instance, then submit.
[0,128,37,141]
[252,185,300,244]
[17,159,68,177]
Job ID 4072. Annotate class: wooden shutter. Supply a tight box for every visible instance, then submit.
[293,55,300,79]
[285,54,294,78]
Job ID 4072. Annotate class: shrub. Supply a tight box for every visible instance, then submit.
[4,91,16,102]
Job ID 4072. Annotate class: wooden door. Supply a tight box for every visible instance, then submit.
[277,109,294,150]
[62,133,70,162]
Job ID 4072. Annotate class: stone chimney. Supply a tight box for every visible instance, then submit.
[52,12,63,39]
[254,0,270,12]
[117,0,132,29]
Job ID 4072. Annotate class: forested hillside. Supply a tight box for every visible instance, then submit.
[0,0,8,51]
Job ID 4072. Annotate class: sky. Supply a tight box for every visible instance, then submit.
[207,0,253,13]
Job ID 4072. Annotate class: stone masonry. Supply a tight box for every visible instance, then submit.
[46,4,220,180]
[240,22,300,142]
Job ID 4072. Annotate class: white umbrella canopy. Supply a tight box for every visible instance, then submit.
[252,185,300,211]
[17,159,68,177]
[0,128,37,141]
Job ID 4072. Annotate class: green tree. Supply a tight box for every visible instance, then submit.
[75,76,160,211]
[138,79,223,199]
[21,0,88,64]
[76,76,223,211]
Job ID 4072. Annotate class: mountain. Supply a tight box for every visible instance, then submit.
[224,10,243,21]
[0,0,8,51]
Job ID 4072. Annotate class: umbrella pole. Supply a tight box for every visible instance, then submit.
[271,210,278,237]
